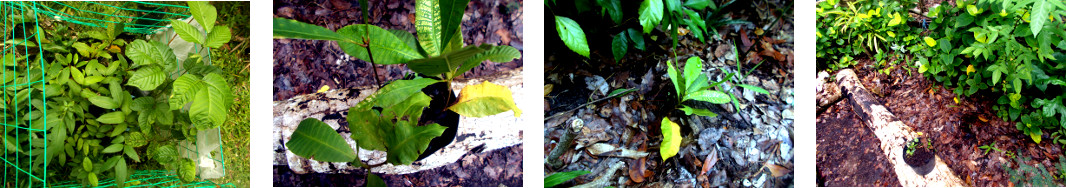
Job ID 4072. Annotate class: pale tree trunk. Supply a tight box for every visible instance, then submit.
[835,69,964,187]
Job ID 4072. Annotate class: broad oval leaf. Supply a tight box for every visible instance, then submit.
[438,0,471,54]
[97,111,125,124]
[639,0,664,34]
[612,32,628,62]
[190,73,233,130]
[888,12,902,26]
[684,90,731,104]
[188,1,217,32]
[408,44,489,76]
[127,132,147,147]
[125,40,176,68]
[153,144,178,163]
[286,118,357,162]
[171,19,204,45]
[88,172,99,187]
[88,95,119,109]
[924,37,937,47]
[660,118,681,161]
[545,170,591,187]
[359,78,440,109]
[102,143,123,153]
[170,74,204,110]
[416,0,442,56]
[385,121,448,165]
[554,16,590,58]
[115,158,127,187]
[83,157,93,172]
[272,18,346,41]
[347,108,388,151]
[179,159,197,182]
[127,65,166,91]
[1030,0,1049,36]
[449,81,522,117]
[336,24,424,64]
[204,26,231,48]
[454,45,521,78]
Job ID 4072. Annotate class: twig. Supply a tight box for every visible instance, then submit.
[546,118,583,169]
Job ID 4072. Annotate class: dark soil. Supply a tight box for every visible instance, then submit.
[902,139,935,175]
[273,144,523,187]
[273,0,523,101]
[816,59,1065,186]
[545,0,795,187]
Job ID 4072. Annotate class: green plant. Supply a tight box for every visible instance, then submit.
[978,141,1003,155]
[1006,155,1059,186]
[274,0,521,184]
[816,0,922,71]
[544,170,591,187]
[0,2,237,187]
[665,56,729,117]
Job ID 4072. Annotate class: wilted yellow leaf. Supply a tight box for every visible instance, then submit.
[660,118,681,161]
[966,64,975,75]
[317,85,330,93]
[450,81,522,117]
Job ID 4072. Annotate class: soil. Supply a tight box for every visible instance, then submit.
[902,139,935,175]
[816,59,1065,186]
[544,0,794,187]
[273,0,523,100]
[272,0,524,186]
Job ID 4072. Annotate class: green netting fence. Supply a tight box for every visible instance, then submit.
[2,1,229,187]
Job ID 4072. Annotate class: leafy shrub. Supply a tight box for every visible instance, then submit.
[816,0,923,71]
[275,0,521,171]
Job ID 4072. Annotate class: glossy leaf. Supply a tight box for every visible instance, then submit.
[612,32,628,62]
[336,24,424,64]
[103,143,123,153]
[683,57,704,93]
[737,84,770,95]
[627,28,645,50]
[667,60,683,98]
[88,172,99,187]
[683,0,710,10]
[88,95,118,109]
[272,18,346,41]
[1031,0,1049,36]
[416,0,442,56]
[191,73,233,130]
[83,157,93,171]
[684,90,731,104]
[660,118,681,161]
[204,26,231,48]
[639,0,664,34]
[438,0,471,53]
[286,118,357,162]
[449,81,523,117]
[97,111,125,124]
[127,65,166,91]
[385,121,447,165]
[544,170,590,187]
[171,19,204,44]
[188,1,217,32]
[597,0,623,23]
[360,78,439,109]
[554,16,589,58]
[408,44,488,76]
[924,37,937,47]
[454,45,521,78]
[169,74,204,110]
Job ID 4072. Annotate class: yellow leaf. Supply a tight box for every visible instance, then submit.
[544,84,554,97]
[887,31,896,38]
[966,64,975,75]
[449,81,522,117]
[317,85,330,93]
[954,97,959,104]
[660,118,682,161]
[999,9,1008,17]
[924,37,937,47]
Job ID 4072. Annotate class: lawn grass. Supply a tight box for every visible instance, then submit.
[208,1,250,187]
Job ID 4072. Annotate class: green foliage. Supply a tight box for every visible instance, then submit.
[1005,155,1059,186]
[286,118,358,162]
[275,0,521,176]
[667,56,729,117]
[816,0,922,71]
[544,170,591,187]
[554,16,590,58]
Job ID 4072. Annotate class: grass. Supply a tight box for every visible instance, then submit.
[208,1,250,187]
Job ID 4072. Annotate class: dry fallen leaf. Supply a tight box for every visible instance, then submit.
[978,115,989,122]
[765,162,791,177]
[544,84,554,97]
[629,158,646,183]
[700,149,719,176]
[496,29,512,45]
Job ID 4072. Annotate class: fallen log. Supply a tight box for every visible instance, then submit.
[835,69,964,187]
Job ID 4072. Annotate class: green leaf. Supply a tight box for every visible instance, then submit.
[612,32,628,62]
[362,78,440,109]
[888,12,902,26]
[544,170,591,187]
[189,73,233,130]
[683,57,704,92]
[127,132,147,147]
[102,143,123,153]
[627,28,645,50]
[170,74,203,110]
[347,109,388,151]
[597,0,624,23]
[449,81,523,117]
[453,45,521,78]
[683,0,710,10]
[115,158,127,187]
[124,145,141,162]
[71,66,84,84]
[272,18,346,41]
[179,159,197,182]
[88,172,99,187]
[667,60,683,98]
[204,26,231,48]
[153,144,178,164]
[639,0,664,34]
[127,65,166,91]
[554,16,590,58]
[125,40,176,67]
[336,24,424,64]
[737,84,770,95]
[1,53,15,66]
[110,123,127,137]
[188,1,217,33]
[83,157,93,172]
[660,118,681,161]
[924,37,937,47]
[385,121,448,165]
[286,118,357,162]
[439,0,471,54]
[89,95,119,109]
[367,173,387,187]
[97,111,125,124]
[390,29,421,54]
[408,44,488,76]
[382,92,431,120]
[416,0,443,56]
[684,90,731,104]
[681,105,718,117]
[171,19,204,44]
[1031,0,1050,36]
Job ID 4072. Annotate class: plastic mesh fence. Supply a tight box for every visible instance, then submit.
[2,2,227,187]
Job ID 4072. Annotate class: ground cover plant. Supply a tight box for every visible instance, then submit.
[1,1,247,187]
[816,0,1066,186]
[273,0,521,186]
[545,0,794,187]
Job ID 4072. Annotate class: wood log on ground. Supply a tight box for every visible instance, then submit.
[816,72,842,115]
[835,69,963,187]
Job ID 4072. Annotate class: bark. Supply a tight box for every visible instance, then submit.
[836,69,964,187]
[816,76,842,115]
